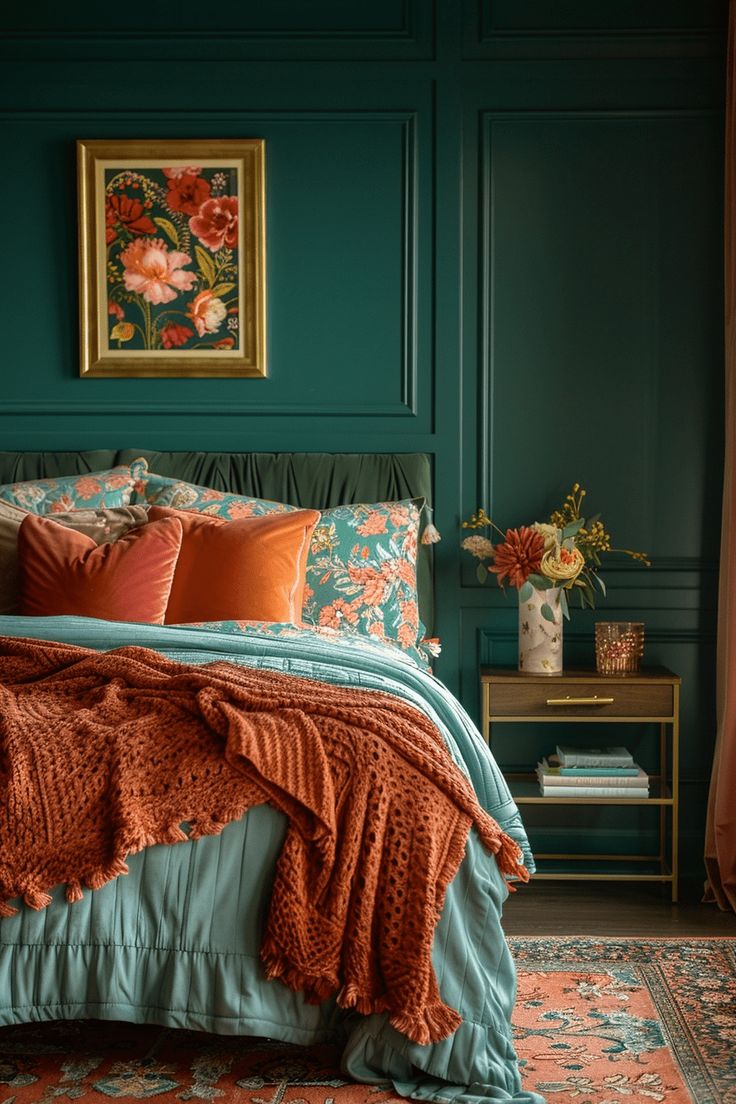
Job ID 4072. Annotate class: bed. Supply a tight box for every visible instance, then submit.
[0,450,542,1104]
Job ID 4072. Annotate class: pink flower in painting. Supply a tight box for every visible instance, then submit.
[189,196,238,252]
[166,174,211,217]
[163,166,202,180]
[160,322,194,349]
[186,290,227,336]
[105,193,156,245]
[108,300,124,321]
[120,238,196,305]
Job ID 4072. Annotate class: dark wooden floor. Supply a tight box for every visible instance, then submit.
[501,879,736,936]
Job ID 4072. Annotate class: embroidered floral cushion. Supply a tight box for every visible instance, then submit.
[0,459,148,514]
[132,471,296,519]
[302,500,426,660]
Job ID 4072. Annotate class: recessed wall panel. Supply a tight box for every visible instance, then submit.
[0,110,424,421]
[479,112,723,563]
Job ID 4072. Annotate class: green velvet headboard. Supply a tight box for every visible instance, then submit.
[0,450,434,632]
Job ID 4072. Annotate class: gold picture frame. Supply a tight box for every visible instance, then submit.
[77,139,266,377]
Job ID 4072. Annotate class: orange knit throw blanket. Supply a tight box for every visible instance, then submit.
[0,636,528,1044]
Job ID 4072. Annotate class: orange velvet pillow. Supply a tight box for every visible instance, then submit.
[18,513,183,624]
[147,505,320,624]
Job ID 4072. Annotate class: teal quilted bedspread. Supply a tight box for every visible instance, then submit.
[0,617,543,1104]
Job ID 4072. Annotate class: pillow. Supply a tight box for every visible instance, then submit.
[133,471,295,519]
[187,619,432,670]
[0,458,148,514]
[302,500,424,656]
[18,513,183,624]
[148,506,320,624]
[0,502,151,615]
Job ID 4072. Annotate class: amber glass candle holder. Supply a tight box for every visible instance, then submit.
[595,622,645,676]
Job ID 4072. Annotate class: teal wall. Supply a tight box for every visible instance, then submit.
[0,1,727,877]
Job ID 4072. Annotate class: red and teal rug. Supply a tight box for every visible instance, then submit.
[0,937,733,1103]
[511,936,736,1103]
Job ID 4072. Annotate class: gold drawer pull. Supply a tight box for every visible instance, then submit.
[546,695,615,706]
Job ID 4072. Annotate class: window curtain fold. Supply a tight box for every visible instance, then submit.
[704,0,736,913]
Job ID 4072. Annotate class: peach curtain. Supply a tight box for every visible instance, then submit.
[704,0,736,913]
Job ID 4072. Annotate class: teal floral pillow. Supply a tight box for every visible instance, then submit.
[0,459,147,514]
[302,500,425,659]
[129,478,429,664]
[132,471,296,519]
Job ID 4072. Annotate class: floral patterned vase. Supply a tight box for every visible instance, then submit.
[518,587,563,675]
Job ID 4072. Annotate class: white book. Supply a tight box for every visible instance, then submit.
[539,784,649,798]
[537,760,649,788]
[556,744,634,768]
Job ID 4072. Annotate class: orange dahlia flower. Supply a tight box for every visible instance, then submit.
[490,526,544,588]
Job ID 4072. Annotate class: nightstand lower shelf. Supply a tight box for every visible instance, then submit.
[481,665,681,901]
[508,775,672,805]
[530,857,674,885]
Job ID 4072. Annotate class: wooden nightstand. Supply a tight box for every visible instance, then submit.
[480,666,681,901]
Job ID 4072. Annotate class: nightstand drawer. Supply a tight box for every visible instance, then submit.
[487,680,674,719]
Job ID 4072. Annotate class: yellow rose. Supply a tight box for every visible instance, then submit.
[541,546,585,585]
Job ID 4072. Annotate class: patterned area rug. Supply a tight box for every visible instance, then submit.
[510,936,736,1103]
[0,938,733,1103]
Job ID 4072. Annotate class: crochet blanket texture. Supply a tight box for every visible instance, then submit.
[0,636,527,1045]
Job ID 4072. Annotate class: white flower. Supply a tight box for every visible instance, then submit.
[461,535,495,560]
[532,522,560,553]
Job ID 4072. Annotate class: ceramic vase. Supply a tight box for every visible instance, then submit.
[518,587,563,675]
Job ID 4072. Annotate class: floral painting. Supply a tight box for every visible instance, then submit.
[78,140,266,377]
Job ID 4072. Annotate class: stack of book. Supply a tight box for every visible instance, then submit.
[535,745,649,798]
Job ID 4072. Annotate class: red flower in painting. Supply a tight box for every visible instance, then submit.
[108,300,125,321]
[160,323,194,349]
[213,338,235,349]
[105,194,156,245]
[166,174,211,217]
[189,196,238,252]
[490,527,544,589]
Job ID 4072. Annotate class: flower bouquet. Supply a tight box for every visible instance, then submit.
[462,485,650,674]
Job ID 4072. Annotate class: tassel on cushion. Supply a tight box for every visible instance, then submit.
[420,502,441,544]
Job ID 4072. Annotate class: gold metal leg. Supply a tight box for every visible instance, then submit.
[482,681,490,744]
[671,689,680,903]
